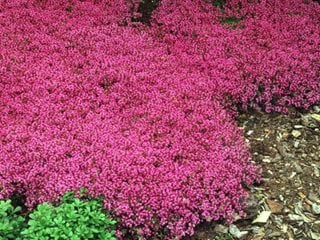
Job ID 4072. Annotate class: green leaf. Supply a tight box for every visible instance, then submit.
[20,191,117,240]
[212,0,226,9]
[221,16,242,25]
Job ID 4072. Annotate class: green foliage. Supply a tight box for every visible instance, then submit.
[0,199,26,240]
[21,191,117,240]
[134,0,160,24]
[211,0,243,27]
[221,16,242,25]
[212,0,226,9]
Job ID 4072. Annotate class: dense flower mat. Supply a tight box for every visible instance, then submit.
[0,0,319,238]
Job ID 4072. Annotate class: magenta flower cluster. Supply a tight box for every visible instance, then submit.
[0,0,318,238]
[153,0,320,112]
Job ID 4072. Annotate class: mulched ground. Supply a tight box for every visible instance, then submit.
[186,105,320,240]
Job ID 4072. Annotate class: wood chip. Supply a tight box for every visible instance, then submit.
[298,192,315,205]
[310,113,320,122]
[252,211,271,223]
[291,130,302,138]
[251,235,264,240]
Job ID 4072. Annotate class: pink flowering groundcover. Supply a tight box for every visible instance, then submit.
[0,0,319,238]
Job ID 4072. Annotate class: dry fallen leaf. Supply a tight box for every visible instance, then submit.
[267,199,283,213]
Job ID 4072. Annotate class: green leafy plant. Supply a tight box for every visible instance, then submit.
[0,199,26,240]
[211,0,243,27]
[21,191,117,240]
[221,16,242,25]
[212,0,226,9]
